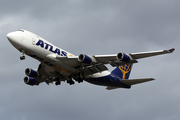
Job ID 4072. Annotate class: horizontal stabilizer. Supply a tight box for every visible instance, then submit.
[120,78,155,85]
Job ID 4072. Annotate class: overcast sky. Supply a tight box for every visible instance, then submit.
[0,0,180,120]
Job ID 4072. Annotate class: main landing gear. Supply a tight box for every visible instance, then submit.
[54,77,61,86]
[20,51,25,60]
[55,81,61,86]
[67,79,75,85]
[74,72,84,83]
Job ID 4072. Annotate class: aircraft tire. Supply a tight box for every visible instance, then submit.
[20,56,25,60]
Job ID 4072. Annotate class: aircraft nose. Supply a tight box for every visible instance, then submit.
[7,32,17,42]
[7,31,24,48]
[7,32,13,41]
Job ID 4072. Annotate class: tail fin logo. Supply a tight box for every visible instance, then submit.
[119,64,132,79]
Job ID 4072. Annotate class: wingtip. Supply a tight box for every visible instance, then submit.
[168,48,175,53]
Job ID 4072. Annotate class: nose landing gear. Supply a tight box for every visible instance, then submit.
[20,56,25,60]
[20,51,25,60]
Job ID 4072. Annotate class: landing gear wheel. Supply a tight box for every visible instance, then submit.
[55,81,61,86]
[20,56,25,60]
[67,79,75,85]
[70,80,75,85]
[20,50,25,60]
[78,79,83,83]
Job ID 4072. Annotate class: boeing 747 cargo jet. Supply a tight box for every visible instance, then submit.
[7,29,175,90]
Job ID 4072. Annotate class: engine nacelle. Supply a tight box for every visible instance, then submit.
[78,54,96,64]
[117,53,132,62]
[25,68,38,77]
[24,76,38,86]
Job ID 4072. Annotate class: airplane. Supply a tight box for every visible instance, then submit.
[7,29,175,90]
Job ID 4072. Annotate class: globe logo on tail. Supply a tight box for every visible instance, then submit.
[119,64,132,79]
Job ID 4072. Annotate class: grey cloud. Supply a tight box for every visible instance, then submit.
[0,0,179,120]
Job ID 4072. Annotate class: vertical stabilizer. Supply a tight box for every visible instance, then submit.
[111,64,133,79]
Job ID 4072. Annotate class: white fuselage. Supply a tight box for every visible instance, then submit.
[8,30,75,74]
[7,29,110,79]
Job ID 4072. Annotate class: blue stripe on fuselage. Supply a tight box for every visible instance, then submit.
[85,74,131,89]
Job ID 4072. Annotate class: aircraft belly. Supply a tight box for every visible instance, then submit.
[26,53,76,77]
[52,63,76,74]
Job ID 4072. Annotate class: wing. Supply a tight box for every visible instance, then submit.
[56,48,174,66]
[130,48,175,59]
[55,48,174,75]
[95,48,175,63]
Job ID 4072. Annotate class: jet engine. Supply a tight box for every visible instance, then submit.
[117,53,132,62]
[78,54,96,64]
[25,68,38,77]
[24,76,38,86]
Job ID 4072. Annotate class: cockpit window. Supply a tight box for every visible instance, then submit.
[18,29,24,32]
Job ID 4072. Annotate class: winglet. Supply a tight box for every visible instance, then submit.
[168,48,175,53]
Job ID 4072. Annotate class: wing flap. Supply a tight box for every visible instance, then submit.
[94,54,117,64]
[82,64,108,75]
[120,78,155,85]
